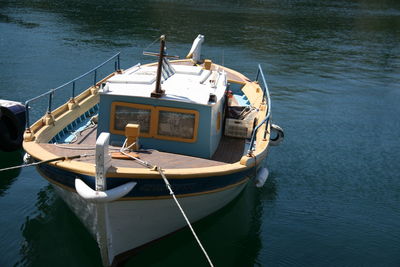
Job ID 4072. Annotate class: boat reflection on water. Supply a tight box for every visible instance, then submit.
[16,185,102,267]
[0,150,24,197]
[16,173,277,267]
[124,175,278,267]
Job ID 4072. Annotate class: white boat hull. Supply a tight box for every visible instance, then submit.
[53,180,248,266]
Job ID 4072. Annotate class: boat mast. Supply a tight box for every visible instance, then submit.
[151,35,166,98]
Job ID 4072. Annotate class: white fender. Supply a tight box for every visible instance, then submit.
[75,178,136,203]
[255,167,269,188]
[186,34,204,63]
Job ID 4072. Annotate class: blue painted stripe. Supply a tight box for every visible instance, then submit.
[37,164,253,198]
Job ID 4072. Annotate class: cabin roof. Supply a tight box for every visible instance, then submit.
[101,64,227,105]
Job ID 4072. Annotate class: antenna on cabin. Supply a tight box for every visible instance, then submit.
[151,35,166,98]
[143,35,179,98]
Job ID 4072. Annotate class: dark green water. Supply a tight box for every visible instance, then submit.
[1,0,400,266]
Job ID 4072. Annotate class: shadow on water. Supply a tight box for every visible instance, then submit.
[15,185,102,267]
[0,150,23,197]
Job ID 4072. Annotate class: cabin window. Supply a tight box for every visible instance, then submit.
[155,107,199,142]
[110,103,198,142]
[110,103,153,137]
[158,111,195,139]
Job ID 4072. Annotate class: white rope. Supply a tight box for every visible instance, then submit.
[68,120,96,144]
[54,144,96,150]
[119,142,154,169]
[0,161,44,172]
[158,167,214,267]
[119,141,214,267]
[0,153,94,172]
[54,144,122,151]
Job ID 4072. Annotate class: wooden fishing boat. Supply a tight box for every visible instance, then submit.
[22,35,283,266]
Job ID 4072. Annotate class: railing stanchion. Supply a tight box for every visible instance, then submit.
[25,102,30,130]
[263,117,269,139]
[117,54,120,70]
[255,68,260,82]
[94,70,97,86]
[72,81,76,98]
[47,89,54,114]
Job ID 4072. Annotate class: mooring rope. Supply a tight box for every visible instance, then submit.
[157,167,214,267]
[53,144,122,151]
[119,142,214,267]
[0,154,94,172]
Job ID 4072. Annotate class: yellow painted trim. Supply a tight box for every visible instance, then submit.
[109,102,199,143]
[227,79,246,85]
[23,142,96,176]
[107,161,249,179]
[110,102,154,138]
[153,106,199,143]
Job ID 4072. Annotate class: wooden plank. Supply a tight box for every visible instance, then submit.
[211,136,246,163]
[37,125,246,169]
[241,82,263,107]
[111,152,140,159]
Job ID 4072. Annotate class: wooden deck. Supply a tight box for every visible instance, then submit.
[40,125,246,169]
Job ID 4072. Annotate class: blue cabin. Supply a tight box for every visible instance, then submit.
[97,63,228,159]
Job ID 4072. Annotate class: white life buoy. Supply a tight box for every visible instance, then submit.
[270,124,284,146]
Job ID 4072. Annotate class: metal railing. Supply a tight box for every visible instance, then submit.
[247,64,271,155]
[24,53,121,130]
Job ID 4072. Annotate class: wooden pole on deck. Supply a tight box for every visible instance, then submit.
[151,35,166,98]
